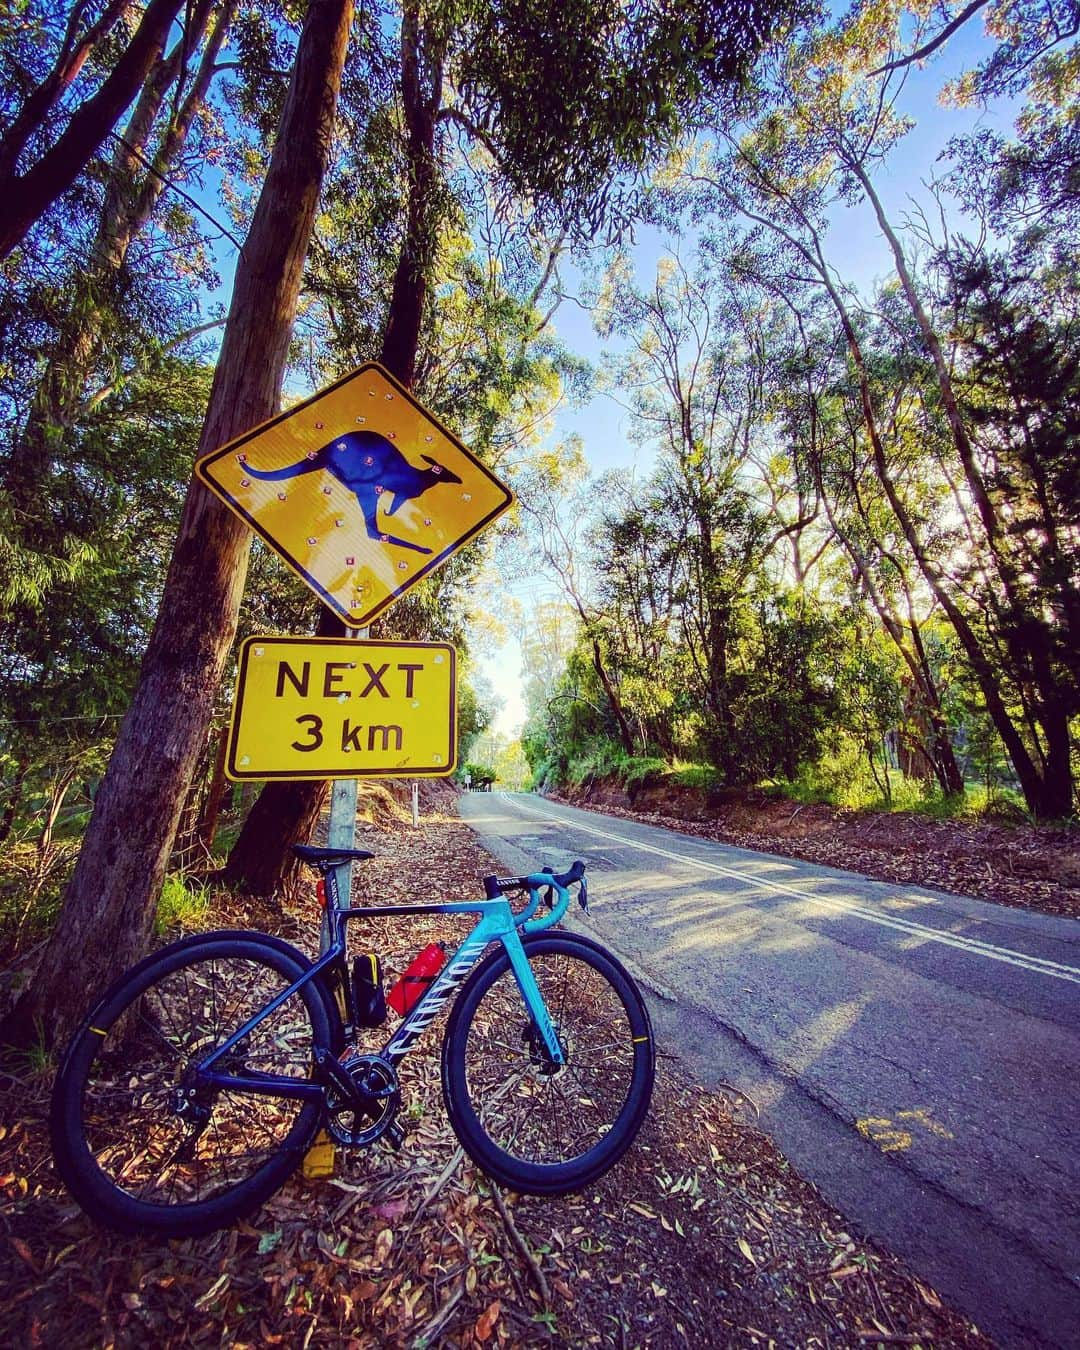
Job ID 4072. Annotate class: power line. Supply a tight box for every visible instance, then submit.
[107,130,247,255]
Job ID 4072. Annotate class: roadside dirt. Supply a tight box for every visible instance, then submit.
[555,781,1080,922]
[1,796,989,1348]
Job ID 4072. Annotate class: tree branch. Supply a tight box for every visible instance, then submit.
[434,104,500,161]
[869,0,990,76]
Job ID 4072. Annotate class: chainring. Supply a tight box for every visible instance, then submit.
[324,1053,401,1148]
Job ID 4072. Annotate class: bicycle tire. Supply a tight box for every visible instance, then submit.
[50,931,330,1237]
[441,931,654,1195]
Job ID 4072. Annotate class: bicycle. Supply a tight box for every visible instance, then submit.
[49,846,655,1237]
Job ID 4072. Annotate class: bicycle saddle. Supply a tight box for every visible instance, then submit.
[292,844,375,866]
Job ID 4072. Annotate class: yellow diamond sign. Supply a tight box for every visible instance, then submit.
[225,637,456,780]
[196,363,513,625]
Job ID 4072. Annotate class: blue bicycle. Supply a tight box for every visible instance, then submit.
[49,847,655,1236]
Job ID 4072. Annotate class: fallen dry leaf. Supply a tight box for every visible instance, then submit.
[474,1298,500,1341]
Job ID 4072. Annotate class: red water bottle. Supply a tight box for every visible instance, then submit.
[387,943,445,1015]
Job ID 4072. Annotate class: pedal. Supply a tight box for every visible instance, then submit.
[383,1120,405,1151]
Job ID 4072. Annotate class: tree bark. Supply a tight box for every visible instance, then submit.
[0,0,186,259]
[379,0,441,388]
[3,0,355,1049]
[223,0,445,894]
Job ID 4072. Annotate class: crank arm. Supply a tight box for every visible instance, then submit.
[314,1048,367,1106]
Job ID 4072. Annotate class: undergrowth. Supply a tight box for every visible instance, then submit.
[553,741,1032,823]
[773,754,1029,821]
[155,872,212,935]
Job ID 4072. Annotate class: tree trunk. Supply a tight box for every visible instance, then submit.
[380,1,441,389]
[0,0,186,259]
[223,0,445,895]
[589,632,636,756]
[2,0,354,1050]
[0,0,132,183]
[772,204,1058,817]
[847,155,1072,813]
[196,727,230,853]
[38,767,78,858]
[814,454,966,798]
[221,777,331,893]
[835,294,1051,813]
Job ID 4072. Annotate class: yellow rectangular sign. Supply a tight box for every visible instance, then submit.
[226,637,456,781]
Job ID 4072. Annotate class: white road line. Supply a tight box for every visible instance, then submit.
[499,796,1080,986]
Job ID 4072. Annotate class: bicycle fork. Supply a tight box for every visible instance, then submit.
[381,922,565,1068]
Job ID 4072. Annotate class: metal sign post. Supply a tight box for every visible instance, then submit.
[309,631,362,1181]
[320,628,362,957]
[321,777,359,957]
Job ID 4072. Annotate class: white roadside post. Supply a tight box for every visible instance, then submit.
[411,780,419,828]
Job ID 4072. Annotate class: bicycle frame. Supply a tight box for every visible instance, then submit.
[195,866,573,1104]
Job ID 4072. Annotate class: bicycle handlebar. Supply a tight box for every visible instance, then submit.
[481,860,589,931]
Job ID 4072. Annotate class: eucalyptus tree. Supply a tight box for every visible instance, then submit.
[596,247,803,780]
[698,0,1077,814]
[2,0,239,614]
[6,0,355,1047]
[589,474,683,757]
[770,299,967,794]
[516,439,638,757]
[0,0,189,258]
[0,359,213,917]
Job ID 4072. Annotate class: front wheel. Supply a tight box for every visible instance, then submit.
[50,932,330,1237]
[441,932,654,1195]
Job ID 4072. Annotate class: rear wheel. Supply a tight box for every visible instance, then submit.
[441,932,654,1195]
[50,932,329,1236]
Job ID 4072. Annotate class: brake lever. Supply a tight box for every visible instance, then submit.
[578,876,589,913]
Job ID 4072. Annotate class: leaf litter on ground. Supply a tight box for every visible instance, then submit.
[0,788,991,1347]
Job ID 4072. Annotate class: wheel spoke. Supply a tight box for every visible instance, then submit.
[458,943,643,1171]
[62,940,321,1230]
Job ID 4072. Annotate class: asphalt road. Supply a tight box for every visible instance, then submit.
[458,791,1080,1349]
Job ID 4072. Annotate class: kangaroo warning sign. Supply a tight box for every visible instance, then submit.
[225,636,456,780]
[196,363,513,626]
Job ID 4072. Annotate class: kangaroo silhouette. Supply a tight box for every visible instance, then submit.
[244,430,462,555]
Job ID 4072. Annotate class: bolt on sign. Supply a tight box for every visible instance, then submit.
[225,637,456,781]
[195,363,513,626]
